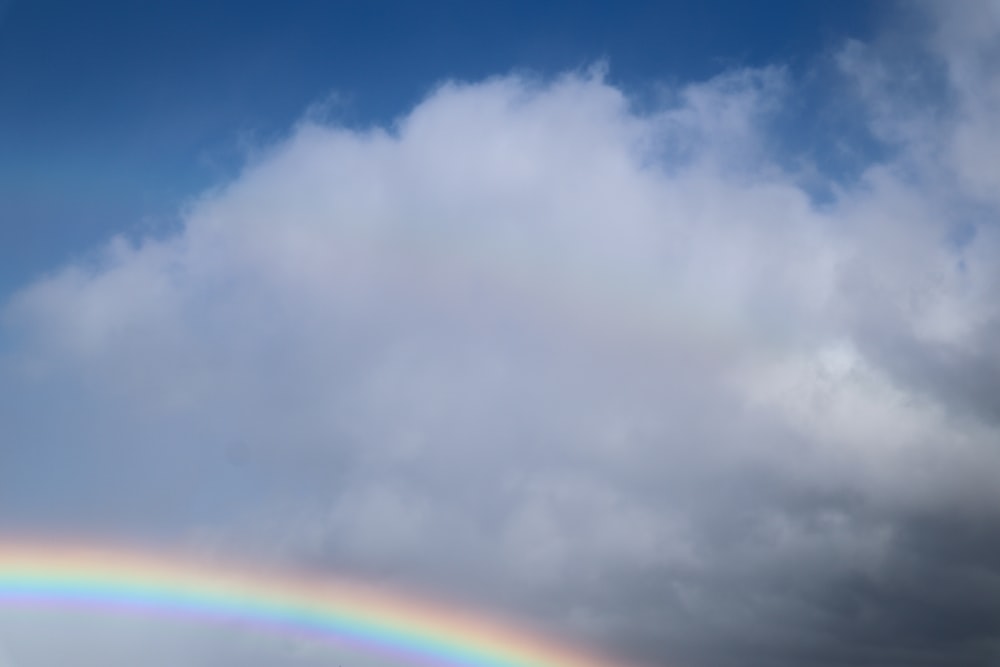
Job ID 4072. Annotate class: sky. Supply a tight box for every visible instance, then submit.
[2,1,1000,666]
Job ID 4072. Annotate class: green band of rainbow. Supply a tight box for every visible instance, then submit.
[0,542,625,667]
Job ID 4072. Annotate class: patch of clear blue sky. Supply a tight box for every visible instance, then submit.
[0,0,877,299]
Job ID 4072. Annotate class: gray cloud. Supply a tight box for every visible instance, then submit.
[3,2,1000,666]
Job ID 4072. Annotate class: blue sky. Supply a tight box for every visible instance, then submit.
[5,3,1000,667]
[1,0,874,297]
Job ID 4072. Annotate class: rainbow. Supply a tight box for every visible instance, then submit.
[0,541,625,667]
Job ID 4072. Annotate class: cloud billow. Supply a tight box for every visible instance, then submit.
[3,3,1000,666]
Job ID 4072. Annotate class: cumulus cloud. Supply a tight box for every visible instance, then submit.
[3,2,1000,666]
[0,607,387,667]
[0,641,14,667]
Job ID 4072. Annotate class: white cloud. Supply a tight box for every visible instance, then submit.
[4,3,1000,666]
